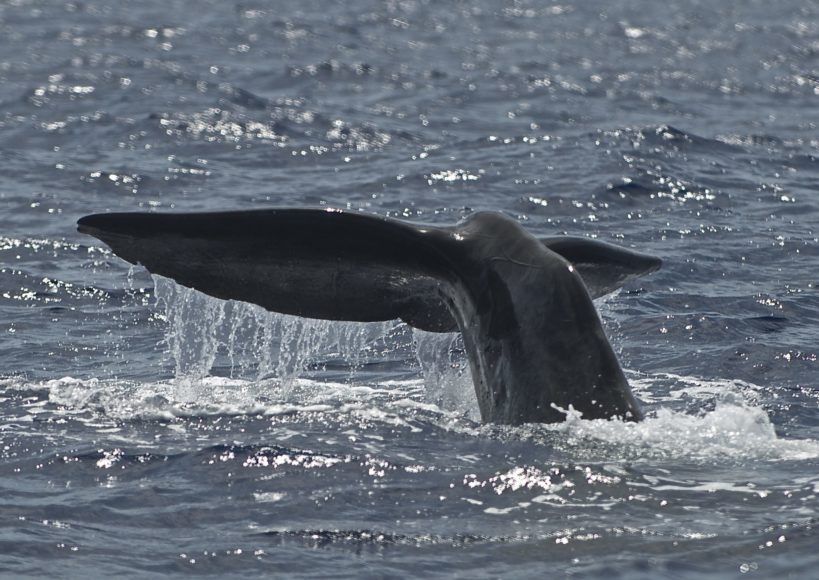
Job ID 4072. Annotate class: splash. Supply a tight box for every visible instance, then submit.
[546,400,819,462]
[24,276,813,463]
[413,329,481,420]
[152,275,481,415]
[5,369,818,462]
[153,276,401,388]
[148,277,819,462]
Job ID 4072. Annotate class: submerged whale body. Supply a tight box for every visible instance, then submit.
[77,208,660,425]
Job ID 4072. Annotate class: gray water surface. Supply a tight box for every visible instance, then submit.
[1,0,818,577]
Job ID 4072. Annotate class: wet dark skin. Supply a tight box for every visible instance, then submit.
[78,209,660,425]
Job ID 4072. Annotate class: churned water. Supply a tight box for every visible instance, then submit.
[1,0,818,577]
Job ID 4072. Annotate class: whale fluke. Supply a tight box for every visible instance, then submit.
[78,208,659,424]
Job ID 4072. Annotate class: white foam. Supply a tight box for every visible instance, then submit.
[547,401,819,462]
[253,492,286,503]
[4,370,817,462]
[18,375,437,428]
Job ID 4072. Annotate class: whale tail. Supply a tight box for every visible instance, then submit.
[78,208,659,424]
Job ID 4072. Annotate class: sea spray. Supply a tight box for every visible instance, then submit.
[153,275,403,387]
[151,275,485,414]
[413,329,480,420]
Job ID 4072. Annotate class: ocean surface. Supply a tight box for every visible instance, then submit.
[1,0,818,577]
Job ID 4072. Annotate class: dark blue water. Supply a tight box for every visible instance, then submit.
[2,0,818,577]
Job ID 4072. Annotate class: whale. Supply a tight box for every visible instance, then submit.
[77,208,660,424]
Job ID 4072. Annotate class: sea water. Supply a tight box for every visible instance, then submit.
[1,0,817,577]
